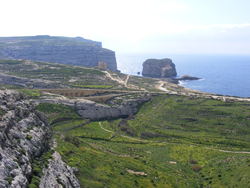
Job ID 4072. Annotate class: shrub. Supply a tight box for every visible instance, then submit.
[192,165,202,172]
[189,159,198,164]
[28,183,37,188]
[26,135,33,140]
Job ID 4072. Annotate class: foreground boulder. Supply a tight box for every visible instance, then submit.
[40,152,80,188]
[142,58,177,78]
[0,90,49,187]
[0,90,80,188]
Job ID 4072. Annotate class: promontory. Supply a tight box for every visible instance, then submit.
[0,35,118,71]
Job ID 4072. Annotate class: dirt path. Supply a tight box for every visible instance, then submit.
[104,71,144,91]
[99,122,144,142]
[157,81,170,92]
[156,81,179,95]
[214,149,250,154]
[104,71,127,86]
[124,75,130,87]
[99,123,250,155]
[156,80,250,102]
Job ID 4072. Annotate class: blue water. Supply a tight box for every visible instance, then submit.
[117,53,250,98]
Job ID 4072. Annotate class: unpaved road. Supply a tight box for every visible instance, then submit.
[99,122,250,155]
[99,122,145,142]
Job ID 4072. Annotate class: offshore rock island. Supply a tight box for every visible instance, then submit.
[142,58,177,78]
[142,58,200,83]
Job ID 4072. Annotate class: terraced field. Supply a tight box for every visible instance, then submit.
[36,94,250,188]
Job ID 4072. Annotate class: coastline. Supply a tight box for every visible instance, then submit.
[117,54,250,98]
[157,78,250,102]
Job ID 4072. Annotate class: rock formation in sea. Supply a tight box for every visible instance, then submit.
[0,35,118,71]
[142,58,177,78]
[174,75,201,81]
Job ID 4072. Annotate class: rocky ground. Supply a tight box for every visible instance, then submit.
[0,59,250,187]
[0,90,80,188]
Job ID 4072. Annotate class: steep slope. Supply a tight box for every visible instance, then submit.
[0,90,80,188]
[0,35,117,71]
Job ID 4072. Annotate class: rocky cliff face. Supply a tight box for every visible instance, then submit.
[0,90,49,187]
[142,58,177,78]
[0,90,80,188]
[0,35,118,71]
[39,152,80,188]
[36,94,151,120]
[0,73,62,89]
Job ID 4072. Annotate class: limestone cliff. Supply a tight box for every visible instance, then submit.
[0,35,117,71]
[36,94,151,120]
[0,90,80,188]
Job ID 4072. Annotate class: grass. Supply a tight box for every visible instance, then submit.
[0,59,121,89]
[18,89,41,98]
[0,59,165,91]
[70,84,113,89]
[28,150,54,188]
[35,103,81,124]
[0,108,6,117]
[0,59,22,65]
[35,96,250,187]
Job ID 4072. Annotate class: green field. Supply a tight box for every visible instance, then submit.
[36,94,250,188]
[0,59,163,91]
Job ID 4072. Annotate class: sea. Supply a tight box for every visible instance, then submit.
[117,54,250,98]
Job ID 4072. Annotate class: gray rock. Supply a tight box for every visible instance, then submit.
[0,90,80,188]
[0,73,61,89]
[0,35,118,71]
[175,75,201,81]
[36,94,151,120]
[142,58,177,78]
[39,152,80,188]
[0,90,49,188]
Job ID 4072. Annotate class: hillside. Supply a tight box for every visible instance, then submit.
[0,35,117,71]
[0,59,249,187]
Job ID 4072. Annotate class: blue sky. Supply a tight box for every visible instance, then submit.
[0,0,250,54]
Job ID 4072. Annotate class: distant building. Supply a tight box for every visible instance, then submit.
[98,61,108,70]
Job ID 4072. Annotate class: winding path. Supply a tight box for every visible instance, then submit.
[104,71,145,91]
[99,122,250,155]
[99,122,144,142]
[104,71,128,87]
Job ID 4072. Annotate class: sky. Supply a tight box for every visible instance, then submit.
[1,0,250,54]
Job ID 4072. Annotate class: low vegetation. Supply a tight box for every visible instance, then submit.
[0,108,6,117]
[28,150,54,188]
[19,89,41,98]
[36,103,81,124]
[36,95,250,187]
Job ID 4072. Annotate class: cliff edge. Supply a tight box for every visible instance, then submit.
[0,35,117,71]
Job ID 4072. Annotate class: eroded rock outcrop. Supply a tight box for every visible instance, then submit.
[0,73,62,88]
[0,90,49,187]
[36,94,151,120]
[0,90,80,188]
[0,35,118,71]
[39,152,80,188]
[142,58,177,78]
